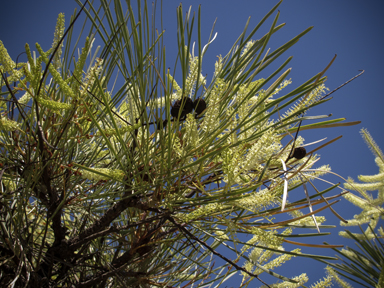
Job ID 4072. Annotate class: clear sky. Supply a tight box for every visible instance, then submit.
[1,0,383,286]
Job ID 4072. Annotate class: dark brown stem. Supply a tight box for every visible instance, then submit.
[166,216,271,288]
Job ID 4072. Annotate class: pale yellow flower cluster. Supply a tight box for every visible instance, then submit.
[80,57,104,98]
[0,118,20,132]
[341,128,384,240]
[0,40,23,81]
[80,167,125,181]
[325,266,352,288]
[180,203,225,222]
[0,40,17,74]
[51,13,65,70]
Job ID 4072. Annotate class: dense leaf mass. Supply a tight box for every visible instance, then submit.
[0,1,356,287]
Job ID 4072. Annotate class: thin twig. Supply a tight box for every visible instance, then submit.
[166,216,271,288]
[36,0,90,98]
[285,119,303,162]
[319,70,365,101]
[72,74,132,126]
[0,71,38,146]
[34,0,91,151]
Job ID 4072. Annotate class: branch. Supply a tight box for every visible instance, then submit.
[75,216,169,287]
[71,213,170,249]
[67,194,162,252]
[166,216,271,288]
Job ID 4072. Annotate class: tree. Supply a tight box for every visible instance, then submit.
[322,129,384,288]
[0,0,359,287]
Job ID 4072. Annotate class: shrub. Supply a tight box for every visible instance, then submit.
[0,1,358,286]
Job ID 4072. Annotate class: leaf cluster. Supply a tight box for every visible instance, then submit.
[0,0,356,287]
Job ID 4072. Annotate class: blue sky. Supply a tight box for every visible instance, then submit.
[1,0,383,286]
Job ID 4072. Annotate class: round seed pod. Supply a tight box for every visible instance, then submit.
[193,98,206,115]
[156,119,168,130]
[292,147,306,160]
[171,97,193,118]
[182,97,194,114]
[170,105,180,118]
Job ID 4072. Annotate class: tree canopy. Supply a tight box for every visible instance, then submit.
[0,0,362,287]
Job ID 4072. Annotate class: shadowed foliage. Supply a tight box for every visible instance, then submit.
[0,0,360,287]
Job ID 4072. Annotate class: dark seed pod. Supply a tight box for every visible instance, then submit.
[156,119,168,130]
[291,147,306,160]
[171,97,193,118]
[170,105,180,118]
[193,98,206,115]
[182,97,194,114]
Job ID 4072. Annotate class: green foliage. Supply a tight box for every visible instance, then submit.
[0,0,356,287]
[321,129,384,287]
[341,128,384,240]
[324,228,384,288]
